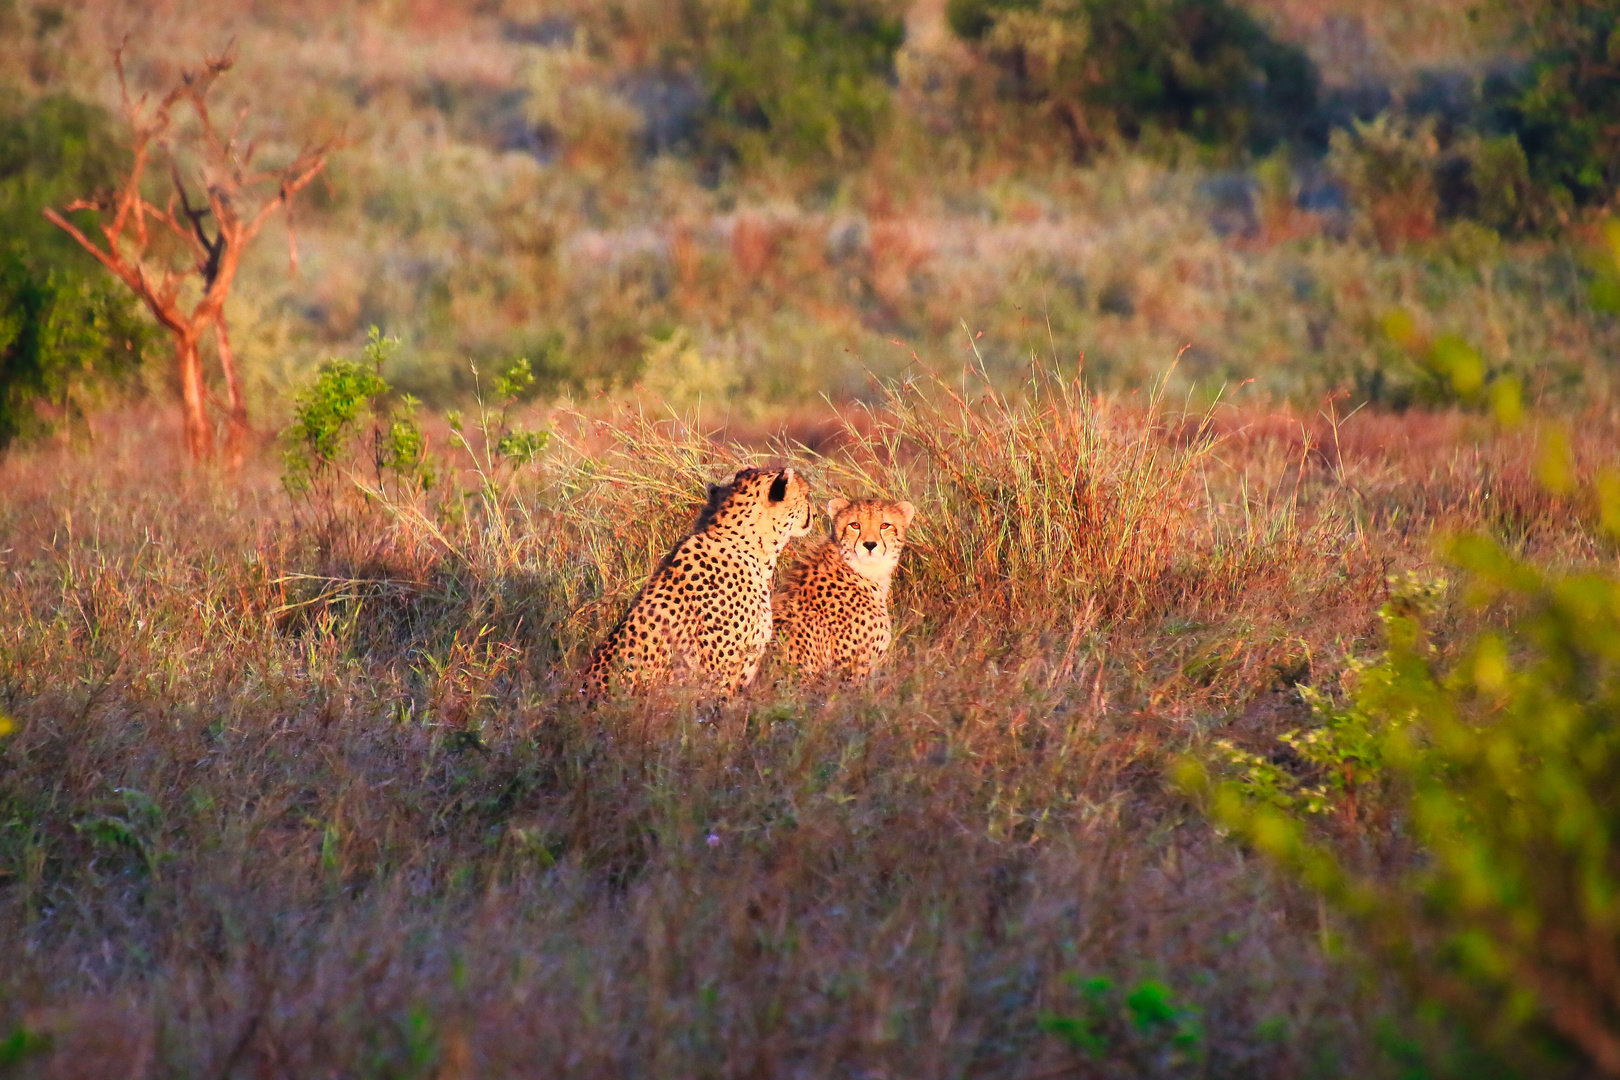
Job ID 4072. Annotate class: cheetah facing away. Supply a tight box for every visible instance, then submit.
[772,497,917,680]
[583,466,814,699]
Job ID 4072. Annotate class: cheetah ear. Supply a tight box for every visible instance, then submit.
[768,468,791,503]
[826,497,850,519]
[895,501,916,526]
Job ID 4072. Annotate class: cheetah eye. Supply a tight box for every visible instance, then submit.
[845,522,859,531]
[880,522,894,531]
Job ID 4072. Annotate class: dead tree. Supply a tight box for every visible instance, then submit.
[45,47,334,465]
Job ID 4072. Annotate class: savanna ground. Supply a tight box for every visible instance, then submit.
[4,0,1620,1075]
[5,380,1617,1077]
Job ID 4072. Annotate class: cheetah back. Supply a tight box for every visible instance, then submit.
[584,466,813,698]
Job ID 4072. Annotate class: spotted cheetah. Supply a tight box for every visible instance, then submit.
[771,497,917,680]
[582,466,814,699]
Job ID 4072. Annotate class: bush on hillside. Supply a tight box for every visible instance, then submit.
[0,92,150,447]
[551,0,905,169]
[945,0,1319,158]
[1360,1,1620,234]
[688,0,907,166]
[1324,106,1547,245]
[1490,0,1620,209]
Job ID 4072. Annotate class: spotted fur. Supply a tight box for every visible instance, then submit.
[583,466,814,699]
[771,497,917,680]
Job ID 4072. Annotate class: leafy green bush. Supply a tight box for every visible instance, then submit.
[1327,112,1550,243]
[946,0,1319,156]
[283,331,550,560]
[1457,133,1541,233]
[689,0,907,165]
[1491,0,1620,209]
[283,328,435,505]
[1183,510,1620,1074]
[0,92,149,447]
[1325,2,1616,237]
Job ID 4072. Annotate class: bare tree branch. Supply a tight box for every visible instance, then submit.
[43,45,340,464]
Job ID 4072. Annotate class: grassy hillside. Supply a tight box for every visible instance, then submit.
[3,0,1613,417]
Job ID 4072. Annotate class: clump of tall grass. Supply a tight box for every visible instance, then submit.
[297,352,1327,679]
[838,364,1209,621]
[825,358,1316,631]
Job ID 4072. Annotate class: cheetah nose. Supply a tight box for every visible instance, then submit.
[863,541,877,552]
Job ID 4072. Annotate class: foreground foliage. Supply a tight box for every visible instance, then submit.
[1192,527,1620,1074]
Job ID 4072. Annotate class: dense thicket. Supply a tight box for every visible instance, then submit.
[690,0,907,165]
[0,92,149,446]
[1491,0,1620,208]
[945,0,1319,156]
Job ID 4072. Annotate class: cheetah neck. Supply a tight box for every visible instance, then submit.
[701,515,778,565]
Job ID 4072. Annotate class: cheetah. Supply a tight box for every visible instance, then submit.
[582,466,814,699]
[771,497,917,680]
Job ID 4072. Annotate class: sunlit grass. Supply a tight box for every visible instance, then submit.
[7,384,1613,1072]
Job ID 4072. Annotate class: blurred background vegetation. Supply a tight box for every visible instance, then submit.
[0,0,1617,443]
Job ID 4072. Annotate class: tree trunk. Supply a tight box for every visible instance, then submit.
[215,318,248,471]
[177,334,213,461]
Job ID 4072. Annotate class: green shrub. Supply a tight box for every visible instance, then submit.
[1492,0,1620,208]
[0,254,149,447]
[1460,133,1540,234]
[283,328,435,505]
[283,332,551,561]
[1183,512,1620,1074]
[1329,113,1552,242]
[946,0,1318,156]
[0,92,150,447]
[1039,974,1205,1069]
[689,0,907,165]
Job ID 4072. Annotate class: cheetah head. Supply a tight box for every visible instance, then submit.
[700,466,814,551]
[827,497,916,582]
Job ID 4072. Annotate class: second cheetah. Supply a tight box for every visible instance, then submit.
[771,497,916,680]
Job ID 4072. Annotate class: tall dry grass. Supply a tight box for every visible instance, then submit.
[7,391,1616,1075]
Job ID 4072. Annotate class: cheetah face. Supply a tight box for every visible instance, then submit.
[704,466,814,550]
[827,497,916,582]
